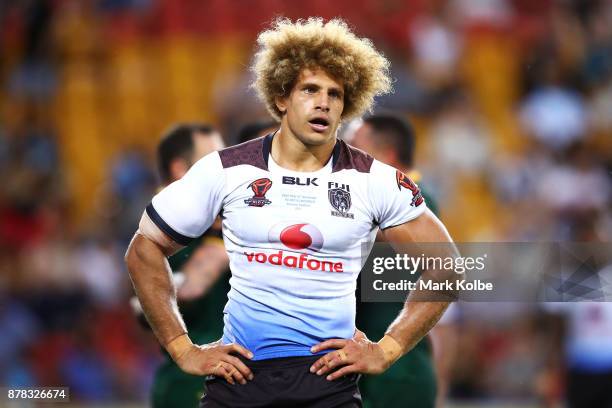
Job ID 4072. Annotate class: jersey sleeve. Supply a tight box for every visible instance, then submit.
[147,151,225,245]
[368,159,427,229]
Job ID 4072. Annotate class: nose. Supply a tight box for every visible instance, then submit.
[315,93,330,112]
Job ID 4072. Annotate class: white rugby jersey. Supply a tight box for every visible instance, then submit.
[148,134,426,360]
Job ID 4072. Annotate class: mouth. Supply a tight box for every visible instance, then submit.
[308,117,330,133]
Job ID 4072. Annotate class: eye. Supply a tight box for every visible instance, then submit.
[329,90,343,99]
[303,86,316,94]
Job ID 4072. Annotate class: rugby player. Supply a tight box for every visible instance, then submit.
[147,124,229,407]
[351,113,453,408]
[126,18,456,407]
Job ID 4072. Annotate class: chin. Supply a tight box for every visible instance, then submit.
[298,129,335,146]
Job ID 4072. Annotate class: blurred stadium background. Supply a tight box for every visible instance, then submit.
[0,0,610,406]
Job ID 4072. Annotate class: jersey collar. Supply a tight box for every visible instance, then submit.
[262,132,342,170]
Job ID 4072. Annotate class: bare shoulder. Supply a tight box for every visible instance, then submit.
[132,211,184,257]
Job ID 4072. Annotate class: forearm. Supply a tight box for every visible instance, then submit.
[125,220,254,381]
[125,233,188,347]
[382,266,455,357]
[384,300,449,355]
[380,210,457,360]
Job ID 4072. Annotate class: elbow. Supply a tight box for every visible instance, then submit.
[124,234,143,274]
[124,243,132,265]
[124,246,134,270]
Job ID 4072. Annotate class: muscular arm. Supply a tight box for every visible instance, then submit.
[311,209,457,379]
[125,212,253,383]
[381,208,456,356]
[125,216,187,346]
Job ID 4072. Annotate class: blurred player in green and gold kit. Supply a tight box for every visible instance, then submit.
[351,113,455,408]
[131,124,230,408]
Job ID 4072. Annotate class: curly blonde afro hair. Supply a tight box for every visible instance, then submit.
[252,17,392,121]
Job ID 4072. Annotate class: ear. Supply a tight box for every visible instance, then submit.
[275,95,287,115]
[385,147,403,168]
[169,159,189,181]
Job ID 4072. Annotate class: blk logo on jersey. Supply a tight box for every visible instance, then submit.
[396,171,424,207]
[328,182,354,219]
[245,178,272,207]
[282,176,319,186]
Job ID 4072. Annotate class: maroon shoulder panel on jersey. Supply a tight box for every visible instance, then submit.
[219,135,372,173]
[332,139,374,173]
[218,135,269,171]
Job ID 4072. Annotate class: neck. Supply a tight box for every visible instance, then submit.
[271,125,336,172]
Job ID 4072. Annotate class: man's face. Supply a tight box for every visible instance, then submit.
[192,131,224,162]
[275,68,344,146]
[170,131,224,182]
[352,123,386,161]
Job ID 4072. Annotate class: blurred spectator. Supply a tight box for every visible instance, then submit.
[0,298,39,387]
[110,149,155,202]
[213,71,270,144]
[581,2,612,87]
[451,0,514,29]
[519,80,587,151]
[588,75,612,135]
[535,143,610,240]
[75,237,126,307]
[426,89,492,182]
[373,49,432,113]
[6,0,57,103]
[410,2,462,89]
[109,149,156,241]
[544,301,612,408]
